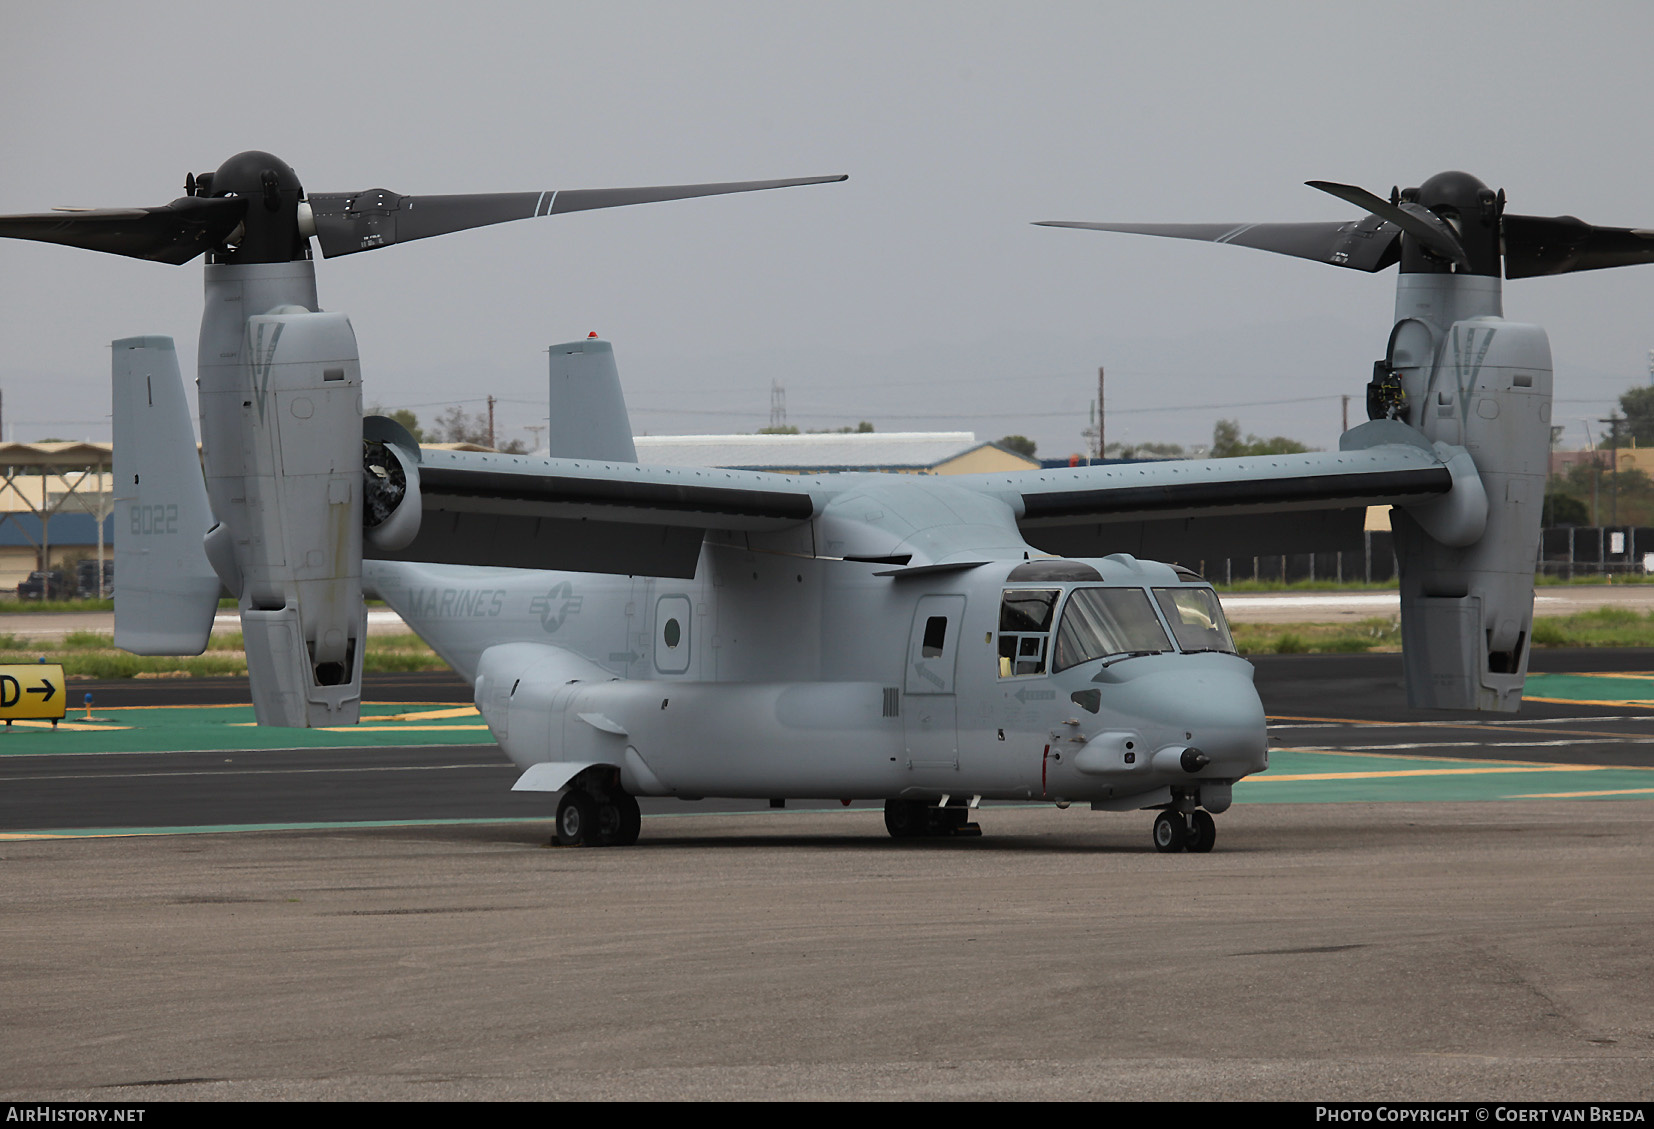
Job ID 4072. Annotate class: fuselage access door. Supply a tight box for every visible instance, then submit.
[902,593,965,782]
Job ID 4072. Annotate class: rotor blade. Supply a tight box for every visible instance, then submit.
[306,175,848,259]
[0,196,247,265]
[1502,214,1654,278]
[1304,181,1471,271]
[1034,217,1402,272]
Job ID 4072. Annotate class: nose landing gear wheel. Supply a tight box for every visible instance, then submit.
[1152,810,1186,853]
[1187,810,1216,853]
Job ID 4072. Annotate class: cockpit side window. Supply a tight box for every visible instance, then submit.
[1152,587,1237,654]
[1052,587,1173,670]
[998,587,1058,677]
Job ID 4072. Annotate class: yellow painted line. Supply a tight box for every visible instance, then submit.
[228,721,489,732]
[1511,787,1654,798]
[107,701,472,712]
[1558,671,1654,681]
[2,720,132,731]
[1253,764,1605,783]
[1523,696,1654,711]
[1272,714,1654,742]
[1273,746,1654,770]
[371,706,480,721]
[315,725,491,733]
[0,832,85,840]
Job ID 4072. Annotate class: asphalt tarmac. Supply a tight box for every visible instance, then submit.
[2,655,1651,1101]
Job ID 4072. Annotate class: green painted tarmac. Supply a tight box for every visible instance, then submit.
[3,685,1651,840]
[1246,748,1654,804]
[1525,670,1654,706]
[0,701,492,755]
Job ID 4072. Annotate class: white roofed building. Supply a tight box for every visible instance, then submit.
[631,432,1038,476]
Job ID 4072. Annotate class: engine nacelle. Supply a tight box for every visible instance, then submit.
[1369,315,1553,711]
[199,273,366,727]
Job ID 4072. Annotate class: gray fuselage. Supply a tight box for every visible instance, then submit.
[368,547,1266,810]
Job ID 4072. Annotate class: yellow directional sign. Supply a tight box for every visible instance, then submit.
[0,664,66,721]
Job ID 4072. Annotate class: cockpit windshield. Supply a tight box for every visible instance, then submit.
[1152,587,1237,654]
[1052,587,1173,670]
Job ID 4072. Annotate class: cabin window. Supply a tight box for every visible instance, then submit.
[1052,587,1172,670]
[922,616,949,658]
[998,587,1058,677]
[1152,587,1237,654]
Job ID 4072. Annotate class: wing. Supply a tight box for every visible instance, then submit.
[365,445,820,579]
[967,426,1466,563]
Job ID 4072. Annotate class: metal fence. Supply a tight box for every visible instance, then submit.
[1185,527,1654,585]
[1184,530,1397,585]
[1538,526,1654,579]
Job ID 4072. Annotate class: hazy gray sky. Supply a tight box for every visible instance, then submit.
[4,1,1654,458]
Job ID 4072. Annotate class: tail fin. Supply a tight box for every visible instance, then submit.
[111,336,221,654]
[545,337,637,460]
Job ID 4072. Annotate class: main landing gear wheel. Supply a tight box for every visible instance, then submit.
[597,792,642,847]
[1152,811,1186,853]
[884,799,983,839]
[555,789,599,847]
[884,799,927,839]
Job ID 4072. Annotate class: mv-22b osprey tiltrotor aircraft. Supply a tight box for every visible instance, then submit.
[4,156,1651,852]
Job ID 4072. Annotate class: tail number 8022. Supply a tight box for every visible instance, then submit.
[130,503,178,536]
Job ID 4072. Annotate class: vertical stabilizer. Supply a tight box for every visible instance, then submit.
[112,336,221,655]
[545,337,637,460]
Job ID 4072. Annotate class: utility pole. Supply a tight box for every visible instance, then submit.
[486,395,496,449]
[1081,366,1105,461]
[1097,366,1105,459]
[1599,411,1624,528]
[770,381,787,430]
[524,422,547,452]
[1341,394,1350,433]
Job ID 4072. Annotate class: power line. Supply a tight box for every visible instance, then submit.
[630,394,1345,421]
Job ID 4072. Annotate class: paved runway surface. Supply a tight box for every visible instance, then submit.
[1,656,1650,1100]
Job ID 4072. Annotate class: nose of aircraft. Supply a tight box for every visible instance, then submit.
[1100,661,1268,776]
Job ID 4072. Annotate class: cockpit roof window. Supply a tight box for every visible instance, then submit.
[1005,559,1103,583]
[1053,587,1172,671]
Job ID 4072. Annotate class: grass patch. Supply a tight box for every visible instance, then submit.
[0,630,449,679]
[1534,574,1654,586]
[1235,606,1654,653]
[1212,578,1398,593]
[0,598,115,613]
[1528,607,1654,647]
[1230,617,1401,656]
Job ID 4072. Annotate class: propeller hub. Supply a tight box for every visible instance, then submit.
[1413,170,1495,214]
[201,151,310,265]
[1400,170,1501,277]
